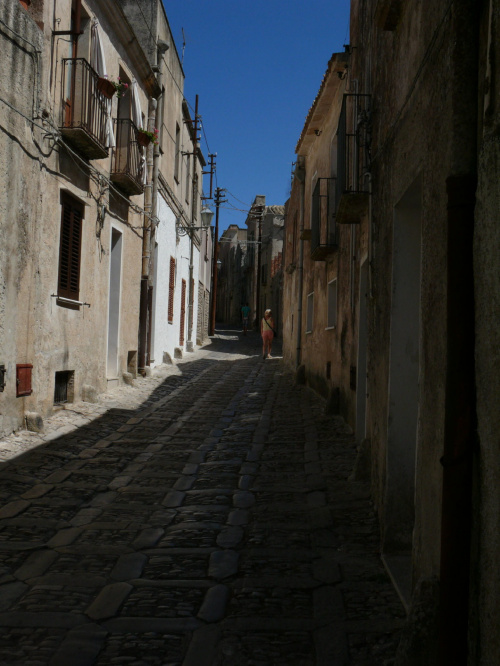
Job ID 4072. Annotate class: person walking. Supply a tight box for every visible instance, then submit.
[260,308,275,359]
[241,303,251,336]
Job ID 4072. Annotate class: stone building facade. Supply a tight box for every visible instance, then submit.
[0,0,208,435]
[283,0,500,663]
[216,224,247,326]
[244,196,284,331]
[116,1,209,364]
[282,52,361,419]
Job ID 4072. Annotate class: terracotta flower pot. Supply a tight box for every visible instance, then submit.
[136,131,151,147]
[96,77,115,99]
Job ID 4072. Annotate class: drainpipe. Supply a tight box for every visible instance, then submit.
[146,42,168,367]
[187,95,199,352]
[138,98,157,374]
[295,157,306,369]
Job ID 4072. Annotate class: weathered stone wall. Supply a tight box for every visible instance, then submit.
[0,0,158,434]
[361,0,479,583]
[472,2,500,661]
[282,53,365,429]
[0,1,44,433]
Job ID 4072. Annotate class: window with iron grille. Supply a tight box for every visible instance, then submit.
[335,93,371,222]
[168,256,175,323]
[311,178,337,259]
[54,370,74,404]
[58,193,84,301]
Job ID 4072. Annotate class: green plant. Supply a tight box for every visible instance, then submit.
[114,77,129,98]
[138,127,159,145]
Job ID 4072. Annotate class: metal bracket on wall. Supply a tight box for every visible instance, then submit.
[0,365,5,392]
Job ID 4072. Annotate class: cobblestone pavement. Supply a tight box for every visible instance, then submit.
[0,328,405,665]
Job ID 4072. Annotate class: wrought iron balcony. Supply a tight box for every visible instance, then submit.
[336,93,371,224]
[311,177,338,260]
[111,119,145,195]
[60,58,108,159]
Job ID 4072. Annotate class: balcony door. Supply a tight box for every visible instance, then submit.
[63,4,90,125]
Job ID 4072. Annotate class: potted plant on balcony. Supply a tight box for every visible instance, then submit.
[114,78,129,98]
[97,77,129,99]
[136,127,159,147]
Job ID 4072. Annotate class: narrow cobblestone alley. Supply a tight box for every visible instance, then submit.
[0,330,404,665]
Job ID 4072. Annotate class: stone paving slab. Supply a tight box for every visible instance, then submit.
[0,330,404,664]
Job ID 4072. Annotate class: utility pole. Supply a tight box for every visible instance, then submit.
[202,153,216,201]
[186,95,200,352]
[251,202,265,329]
[138,98,157,374]
[209,187,227,336]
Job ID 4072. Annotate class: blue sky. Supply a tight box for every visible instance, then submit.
[163,0,351,233]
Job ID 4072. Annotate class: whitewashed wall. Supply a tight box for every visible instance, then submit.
[151,193,199,366]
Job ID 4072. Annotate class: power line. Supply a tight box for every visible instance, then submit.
[226,190,252,208]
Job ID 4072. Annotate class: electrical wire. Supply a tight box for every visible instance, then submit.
[0,16,42,51]
[0,15,41,119]
[226,190,252,208]
[58,136,155,228]
[0,96,47,134]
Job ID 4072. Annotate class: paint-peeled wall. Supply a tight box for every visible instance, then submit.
[0,2,44,433]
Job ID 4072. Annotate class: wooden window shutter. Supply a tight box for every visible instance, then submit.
[179,279,186,345]
[58,195,83,300]
[16,364,33,397]
[168,257,175,323]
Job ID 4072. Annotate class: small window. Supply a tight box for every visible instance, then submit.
[327,279,338,329]
[306,292,314,333]
[58,193,84,302]
[54,370,74,404]
[16,364,33,397]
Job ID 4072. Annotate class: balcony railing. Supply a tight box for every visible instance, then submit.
[311,177,338,260]
[336,93,371,224]
[111,119,145,195]
[60,58,108,159]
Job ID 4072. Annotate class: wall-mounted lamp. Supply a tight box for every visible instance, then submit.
[176,206,214,236]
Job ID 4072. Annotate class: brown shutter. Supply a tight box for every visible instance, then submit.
[16,364,33,397]
[58,195,83,300]
[179,279,186,345]
[168,257,175,323]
